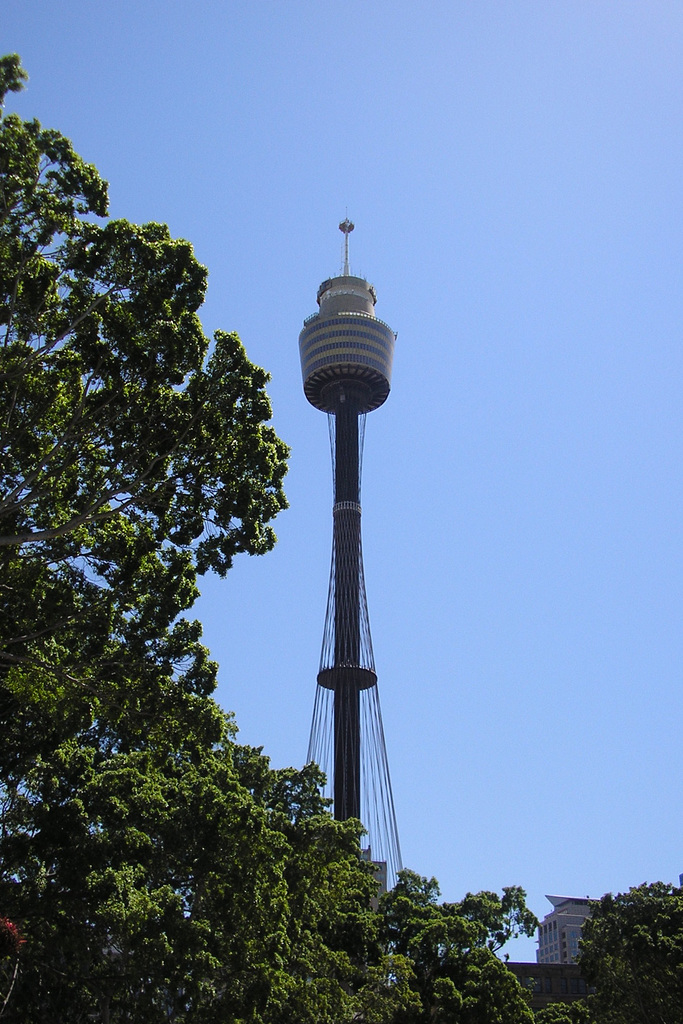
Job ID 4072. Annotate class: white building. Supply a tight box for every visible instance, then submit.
[536,895,592,964]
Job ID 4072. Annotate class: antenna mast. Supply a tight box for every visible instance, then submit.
[339,217,354,275]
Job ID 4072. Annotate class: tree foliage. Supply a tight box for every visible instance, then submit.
[0,710,388,1022]
[456,884,539,953]
[0,53,297,1021]
[379,870,537,1023]
[535,1004,595,1024]
[578,882,683,1024]
[0,52,288,707]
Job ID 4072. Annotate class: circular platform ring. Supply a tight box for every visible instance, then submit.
[317,666,378,691]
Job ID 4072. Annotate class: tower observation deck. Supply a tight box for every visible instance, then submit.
[300,221,402,884]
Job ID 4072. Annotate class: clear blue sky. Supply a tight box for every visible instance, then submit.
[5,1,683,959]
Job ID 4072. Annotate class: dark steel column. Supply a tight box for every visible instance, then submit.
[332,384,362,820]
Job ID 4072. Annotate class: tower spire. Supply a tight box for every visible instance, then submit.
[339,217,354,275]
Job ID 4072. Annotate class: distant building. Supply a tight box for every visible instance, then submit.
[361,847,387,910]
[506,962,590,1011]
[536,895,592,964]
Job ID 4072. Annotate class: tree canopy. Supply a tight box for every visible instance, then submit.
[578,882,683,1024]
[0,51,288,713]
[0,53,297,1021]
[535,1003,594,1024]
[1,716,385,1022]
[533,882,683,1024]
[379,869,538,1023]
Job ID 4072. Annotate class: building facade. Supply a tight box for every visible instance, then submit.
[506,962,591,1011]
[537,895,592,964]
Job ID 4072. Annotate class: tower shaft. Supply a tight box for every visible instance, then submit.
[334,677,360,820]
[332,384,363,820]
[333,385,361,664]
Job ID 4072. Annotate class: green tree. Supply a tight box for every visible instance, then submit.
[535,1003,595,1024]
[456,885,539,953]
[229,750,385,1024]
[0,717,290,1022]
[578,882,683,1024]
[0,54,311,1022]
[0,709,392,1023]
[379,870,537,1023]
[0,53,288,715]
